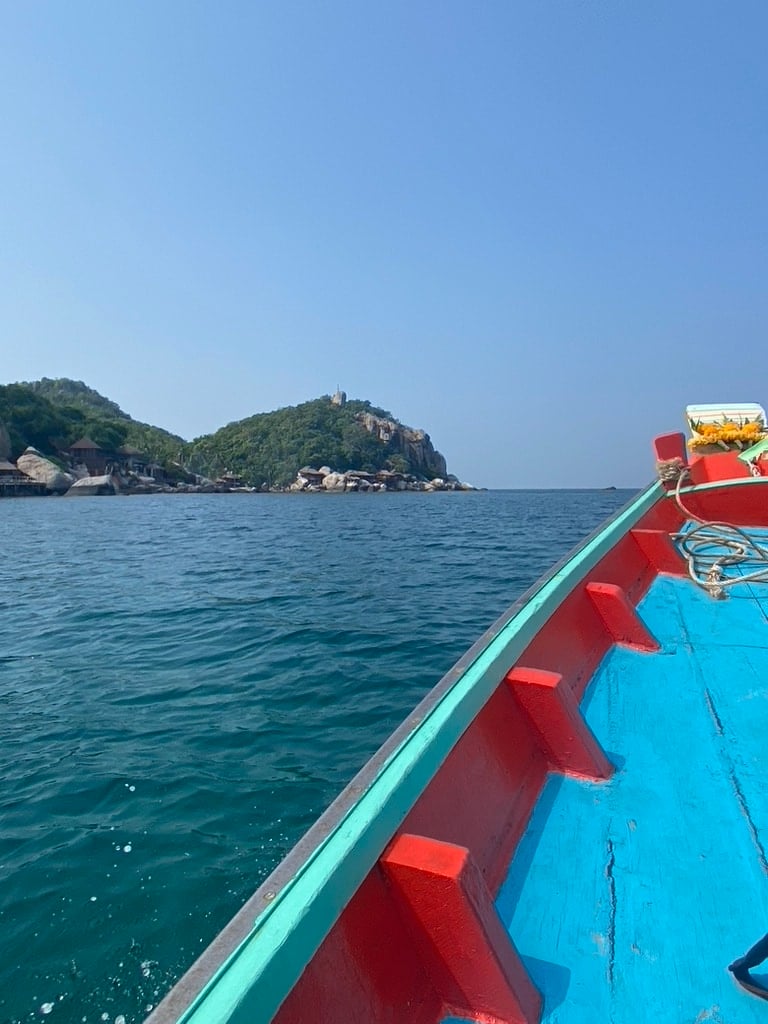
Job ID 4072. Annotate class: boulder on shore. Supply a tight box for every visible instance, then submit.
[65,475,117,497]
[17,447,76,494]
[322,472,346,491]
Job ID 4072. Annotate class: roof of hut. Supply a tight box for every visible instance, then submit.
[68,437,103,451]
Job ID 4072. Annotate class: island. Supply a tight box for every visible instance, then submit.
[0,381,476,497]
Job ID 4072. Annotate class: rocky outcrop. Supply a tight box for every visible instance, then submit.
[290,467,475,493]
[356,413,448,479]
[17,447,76,494]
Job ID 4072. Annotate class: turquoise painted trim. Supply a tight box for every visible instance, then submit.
[173,483,664,1024]
[737,437,768,463]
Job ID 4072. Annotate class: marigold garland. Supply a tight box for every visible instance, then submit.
[687,417,767,450]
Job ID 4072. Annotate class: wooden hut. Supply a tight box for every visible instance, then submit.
[67,437,109,476]
[116,445,148,474]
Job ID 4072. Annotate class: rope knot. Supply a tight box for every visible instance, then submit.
[656,457,687,483]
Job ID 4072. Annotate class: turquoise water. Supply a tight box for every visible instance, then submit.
[0,489,634,1024]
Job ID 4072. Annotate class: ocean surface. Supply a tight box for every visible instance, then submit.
[0,488,636,1024]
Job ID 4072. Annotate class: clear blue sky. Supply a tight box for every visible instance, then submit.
[1,1,766,487]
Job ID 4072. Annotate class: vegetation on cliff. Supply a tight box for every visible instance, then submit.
[1,379,448,486]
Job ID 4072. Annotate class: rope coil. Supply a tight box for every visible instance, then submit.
[670,470,768,598]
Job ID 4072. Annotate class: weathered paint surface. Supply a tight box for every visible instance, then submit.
[495,569,768,1023]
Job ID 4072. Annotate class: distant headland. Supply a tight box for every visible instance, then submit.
[0,380,476,497]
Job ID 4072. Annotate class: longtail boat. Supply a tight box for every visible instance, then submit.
[147,406,768,1024]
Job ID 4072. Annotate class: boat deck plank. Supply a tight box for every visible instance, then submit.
[492,571,768,1023]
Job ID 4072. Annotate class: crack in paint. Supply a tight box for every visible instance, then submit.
[605,837,616,986]
[728,768,768,875]
[703,688,725,736]
[704,688,768,875]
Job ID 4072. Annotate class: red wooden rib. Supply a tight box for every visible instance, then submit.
[381,834,541,1024]
[585,581,660,651]
[506,666,613,781]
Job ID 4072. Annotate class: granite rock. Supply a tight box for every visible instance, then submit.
[17,447,76,494]
[322,472,346,492]
[65,475,117,496]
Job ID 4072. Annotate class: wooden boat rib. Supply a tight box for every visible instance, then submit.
[147,426,768,1024]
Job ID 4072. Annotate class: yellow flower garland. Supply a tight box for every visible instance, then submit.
[688,417,766,449]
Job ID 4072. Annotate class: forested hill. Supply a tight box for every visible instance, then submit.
[1,380,449,486]
[1,379,184,464]
[187,396,447,486]
[23,377,130,420]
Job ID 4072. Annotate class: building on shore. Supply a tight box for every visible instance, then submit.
[116,445,149,474]
[66,437,110,476]
[0,459,46,497]
[64,437,158,478]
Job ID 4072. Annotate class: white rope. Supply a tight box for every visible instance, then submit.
[670,470,768,598]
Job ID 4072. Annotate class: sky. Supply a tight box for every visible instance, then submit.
[1,1,766,488]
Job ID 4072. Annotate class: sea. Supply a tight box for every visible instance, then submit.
[0,488,636,1023]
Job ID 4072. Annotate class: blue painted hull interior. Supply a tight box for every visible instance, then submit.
[492,534,768,1022]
